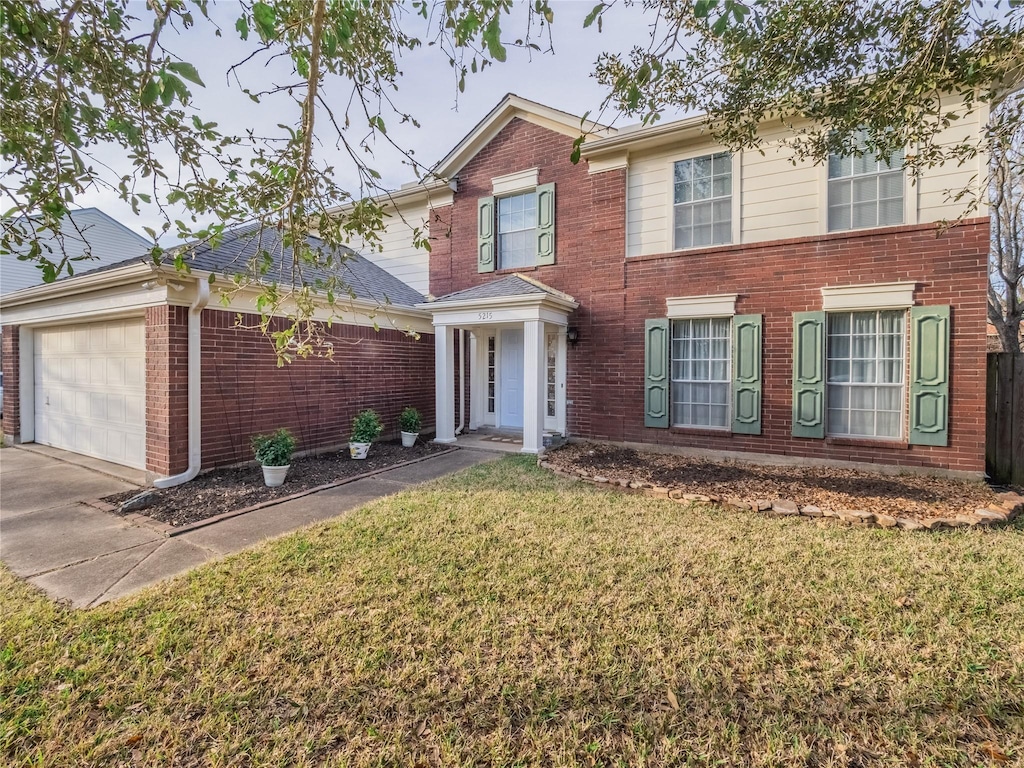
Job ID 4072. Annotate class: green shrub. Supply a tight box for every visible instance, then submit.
[350,409,383,443]
[250,428,296,467]
[398,406,422,433]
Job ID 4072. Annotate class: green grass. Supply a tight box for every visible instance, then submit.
[2,457,1022,766]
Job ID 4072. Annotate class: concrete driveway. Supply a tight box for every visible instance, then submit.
[1,445,495,608]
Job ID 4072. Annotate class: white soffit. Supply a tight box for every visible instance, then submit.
[665,294,738,318]
[492,168,539,196]
[821,282,916,311]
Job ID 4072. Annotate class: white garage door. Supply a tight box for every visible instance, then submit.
[34,319,146,469]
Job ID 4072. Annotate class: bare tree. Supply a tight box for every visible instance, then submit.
[989,91,1024,354]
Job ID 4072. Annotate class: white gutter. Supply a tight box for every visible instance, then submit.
[154,280,210,488]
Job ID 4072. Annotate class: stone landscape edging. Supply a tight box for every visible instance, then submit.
[94,447,462,538]
[537,459,1023,532]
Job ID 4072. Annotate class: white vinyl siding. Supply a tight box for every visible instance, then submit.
[497,191,537,269]
[349,198,433,295]
[826,310,905,439]
[621,94,986,256]
[671,317,731,429]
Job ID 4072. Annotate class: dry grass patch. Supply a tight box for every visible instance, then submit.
[2,457,1023,766]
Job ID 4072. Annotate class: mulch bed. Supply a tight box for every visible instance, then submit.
[545,442,1006,520]
[104,441,449,527]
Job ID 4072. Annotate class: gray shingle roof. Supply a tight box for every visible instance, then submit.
[430,275,552,303]
[78,226,424,308]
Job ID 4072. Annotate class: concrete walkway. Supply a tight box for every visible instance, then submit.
[0,446,495,608]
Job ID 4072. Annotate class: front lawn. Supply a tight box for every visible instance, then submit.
[2,457,1022,766]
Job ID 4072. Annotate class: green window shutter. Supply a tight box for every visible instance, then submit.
[535,183,556,266]
[477,196,495,273]
[732,314,762,435]
[909,305,950,446]
[792,311,825,438]
[644,319,670,428]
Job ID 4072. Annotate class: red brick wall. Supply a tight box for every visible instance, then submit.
[2,326,20,440]
[146,305,190,476]
[428,116,989,473]
[197,310,435,470]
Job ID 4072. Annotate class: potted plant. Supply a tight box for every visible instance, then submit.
[398,406,422,447]
[349,409,383,459]
[251,428,297,487]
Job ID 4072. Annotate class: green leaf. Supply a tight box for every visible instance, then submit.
[167,61,205,87]
[252,2,277,40]
[235,16,249,40]
[583,3,604,28]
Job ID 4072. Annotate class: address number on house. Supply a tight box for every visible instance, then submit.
[477,311,493,320]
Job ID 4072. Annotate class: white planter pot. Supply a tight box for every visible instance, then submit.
[261,464,290,487]
[349,442,371,460]
[401,431,419,448]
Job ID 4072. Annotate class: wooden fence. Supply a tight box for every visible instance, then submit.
[986,353,1024,486]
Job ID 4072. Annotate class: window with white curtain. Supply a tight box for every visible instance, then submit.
[826,310,905,439]
[670,317,731,428]
[827,130,904,232]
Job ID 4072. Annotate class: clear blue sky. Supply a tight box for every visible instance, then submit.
[84,1,670,239]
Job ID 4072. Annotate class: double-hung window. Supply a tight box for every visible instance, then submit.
[497,191,537,269]
[827,131,904,232]
[670,317,731,429]
[673,152,732,249]
[826,310,905,439]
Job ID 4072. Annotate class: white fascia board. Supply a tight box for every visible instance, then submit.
[492,168,539,196]
[0,281,168,326]
[0,262,156,310]
[666,294,738,318]
[428,303,572,328]
[821,282,917,311]
[416,291,579,315]
[215,282,434,335]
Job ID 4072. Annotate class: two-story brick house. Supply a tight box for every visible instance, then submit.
[407,94,988,474]
[0,93,990,480]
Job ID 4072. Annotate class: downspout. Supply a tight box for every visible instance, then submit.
[455,328,466,436]
[154,280,210,488]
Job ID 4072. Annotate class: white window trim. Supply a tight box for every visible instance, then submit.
[665,150,741,251]
[492,168,539,196]
[821,282,916,312]
[818,148,918,235]
[666,293,738,319]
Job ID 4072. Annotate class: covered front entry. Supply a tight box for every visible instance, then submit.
[418,275,578,454]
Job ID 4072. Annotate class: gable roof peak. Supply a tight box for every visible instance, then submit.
[434,93,617,178]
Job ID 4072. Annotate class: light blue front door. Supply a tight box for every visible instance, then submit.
[499,328,524,428]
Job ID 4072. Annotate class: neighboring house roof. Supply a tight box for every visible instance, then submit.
[430,273,576,305]
[80,225,426,308]
[1,208,152,295]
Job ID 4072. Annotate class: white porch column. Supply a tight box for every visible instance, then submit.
[522,319,546,454]
[468,331,481,430]
[434,325,457,444]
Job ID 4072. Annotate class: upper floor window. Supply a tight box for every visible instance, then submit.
[497,191,537,269]
[827,132,904,232]
[673,152,732,250]
[478,179,554,274]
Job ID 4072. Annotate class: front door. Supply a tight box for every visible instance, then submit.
[499,328,524,428]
